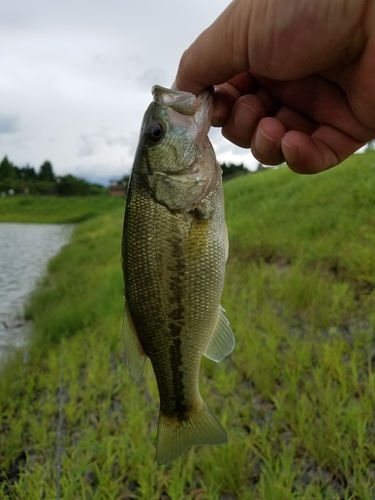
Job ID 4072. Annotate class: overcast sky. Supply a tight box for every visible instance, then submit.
[0,0,261,186]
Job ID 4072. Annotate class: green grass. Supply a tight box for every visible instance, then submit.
[0,195,124,223]
[1,151,375,498]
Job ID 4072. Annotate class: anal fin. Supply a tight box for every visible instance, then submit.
[122,303,147,382]
[204,306,235,362]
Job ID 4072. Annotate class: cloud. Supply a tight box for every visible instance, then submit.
[0,0,235,185]
[208,129,259,170]
[137,68,169,90]
[93,54,106,65]
[104,135,129,147]
[69,160,129,186]
[77,134,97,158]
[77,131,136,156]
[0,115,19,135]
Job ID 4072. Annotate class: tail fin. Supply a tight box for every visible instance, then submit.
[156,402,227,465]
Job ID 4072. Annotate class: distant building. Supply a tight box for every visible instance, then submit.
[109,179,127,197]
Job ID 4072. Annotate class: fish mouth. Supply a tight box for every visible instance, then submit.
[152,84,213,124]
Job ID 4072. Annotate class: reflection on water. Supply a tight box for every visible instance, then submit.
[0,223,73,362]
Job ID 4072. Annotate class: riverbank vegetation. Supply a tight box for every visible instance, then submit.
[1,151,375,498]
[0,195,123,223]
[0,156,105,196]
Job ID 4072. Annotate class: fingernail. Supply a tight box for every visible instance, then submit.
[254,128,276,155]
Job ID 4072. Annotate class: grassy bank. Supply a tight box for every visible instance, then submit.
[1,151,375,498]
[0,195,124,223]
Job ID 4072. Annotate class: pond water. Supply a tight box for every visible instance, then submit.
[0,223,73,363]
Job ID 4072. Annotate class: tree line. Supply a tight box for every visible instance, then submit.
[1,155,272,197]
[0,156,104,196]
[220,161,267,178]
[121,162,265,185]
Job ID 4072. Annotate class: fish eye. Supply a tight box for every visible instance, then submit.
[145,122,164,144]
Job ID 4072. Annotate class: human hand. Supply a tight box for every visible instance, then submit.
[174,0,375,173]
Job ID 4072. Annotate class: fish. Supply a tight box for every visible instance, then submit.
[121,84,234,466]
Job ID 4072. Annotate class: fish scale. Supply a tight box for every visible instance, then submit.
[122,85,235,465]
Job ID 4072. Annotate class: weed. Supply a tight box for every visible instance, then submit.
[1,151,375,498]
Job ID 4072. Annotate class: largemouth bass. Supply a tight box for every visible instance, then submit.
[122,85,234,465]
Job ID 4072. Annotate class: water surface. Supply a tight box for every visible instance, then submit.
[0,223,73,362]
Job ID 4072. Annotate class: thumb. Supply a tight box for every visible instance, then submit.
[173,0,251,95]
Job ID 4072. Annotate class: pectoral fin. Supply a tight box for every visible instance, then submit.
[123,303,147,382]
[224,221,229,262]
[204,306,235,362]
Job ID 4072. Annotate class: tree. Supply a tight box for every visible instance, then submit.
[57,175,94,196]
[0,156,16,179]
[38,160,55,182]
[20,165,37,181]
[220,162,248,177]
[0,155,104,195]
